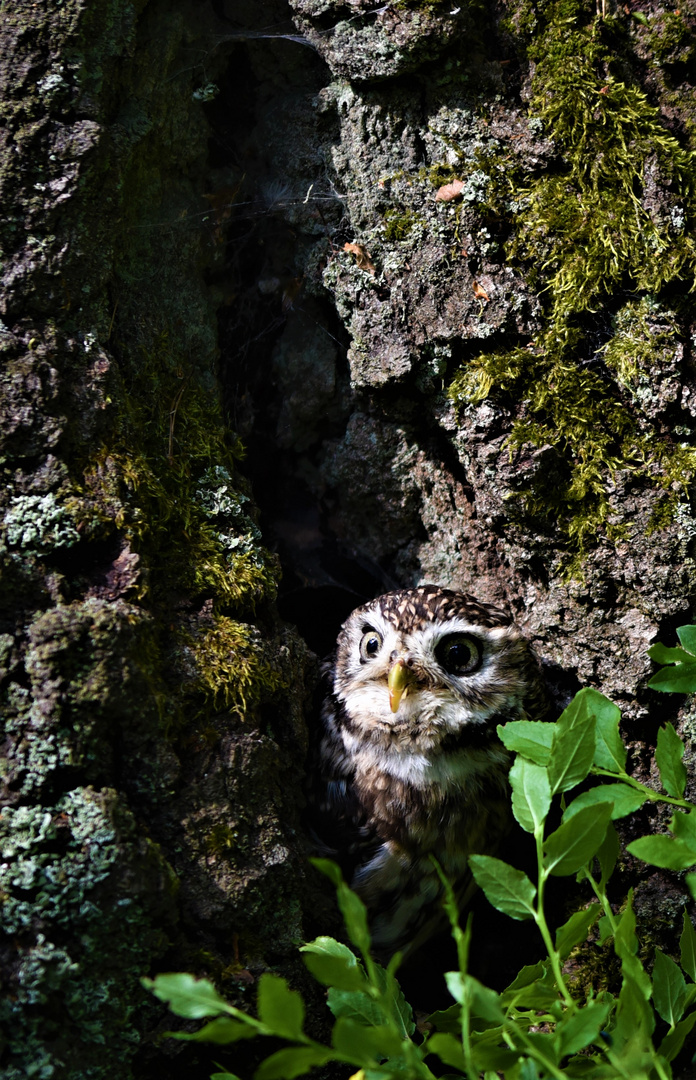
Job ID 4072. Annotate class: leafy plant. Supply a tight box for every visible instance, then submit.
[144,629,696,1079]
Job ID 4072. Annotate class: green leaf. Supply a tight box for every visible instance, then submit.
[496,720,553,764]
[426,1003,461,1033]
[632,10,649,23]
[331,1017,403,1062]
[555,904,601,960]
[543,803,613,876]
[469,1029,519,1071]
[255,1046,333,1080]
[327,964,414,1038]
[653,949,687,1026]
[170,1018,257,1044]
[562,783,647,822]
[656,723,687,798]
[680,909,696,982]
[310,859,372,955]
[659,1009,696,1062]
[211,1073,243,1080]
[613,969,655,1053]
[502,976,560,1010]
[328,987,385,1029]
[687,872,696,901]
[589,693,626,774]
[502,962,546,993]
[300,938,366,991]
[310,857,343,886]
[518,1062,540,1080]
[509,758,551,834]
[337,885,371,956]
[444,972,504,1023]
[649,642,692,665]
[142,973,230,1019]
[501,961,560,1008]
[428,1033,467,1072]
[597,822,620,885]
[554,1001,610,1056]
[257,974,305,1041]
[547,690,598,793]
[649,662,696,693]
[597,914,614,945]
[627,835,696,871]
[615,894,652,1001]
[468,855,537,920]
[672,809,696,844]
[525,1031,560,1065]
[677,625,696,654]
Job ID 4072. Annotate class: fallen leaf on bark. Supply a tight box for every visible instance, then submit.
[435,179,465,202]
[344,242,376,274]
[473,280,490,301]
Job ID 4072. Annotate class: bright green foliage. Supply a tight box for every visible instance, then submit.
[649,624,696,693]
[147,633,696,1079]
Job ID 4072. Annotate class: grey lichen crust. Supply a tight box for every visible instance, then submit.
[288,0,467,81]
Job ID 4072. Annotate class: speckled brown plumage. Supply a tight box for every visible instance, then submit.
[309,585,549,956]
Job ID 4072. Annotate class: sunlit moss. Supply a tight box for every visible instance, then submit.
[448,0,696,568]
[183,615,285,714]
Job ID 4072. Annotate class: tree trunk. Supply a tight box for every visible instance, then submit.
[2,0,695,1077]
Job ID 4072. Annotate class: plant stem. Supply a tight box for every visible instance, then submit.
[534,823,575,1010]
[592,767,691,810]
[581,866,619,935]
[504,1023,568,1080]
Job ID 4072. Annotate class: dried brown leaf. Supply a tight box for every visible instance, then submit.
[344,242,376,274]
[472,280,490,301]
[435,179,465,202]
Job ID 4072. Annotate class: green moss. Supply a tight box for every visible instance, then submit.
[103,337,279,613]
[183,615,285,714]
[447,0,696,567]
[206,822,239,855]
[648,10,695,66]
[421,162,460,188]
[383,208,423,241]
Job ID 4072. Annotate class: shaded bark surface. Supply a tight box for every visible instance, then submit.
[2,0,696,1077]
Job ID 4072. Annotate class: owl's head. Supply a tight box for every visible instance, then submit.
[331,585,545,740]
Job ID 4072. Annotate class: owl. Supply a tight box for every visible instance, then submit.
[309,584,549,958]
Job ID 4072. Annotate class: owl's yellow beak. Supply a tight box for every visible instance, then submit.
[388,659,418,713]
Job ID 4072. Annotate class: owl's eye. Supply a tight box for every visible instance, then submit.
[435,634,481,676]
[359,628,383,662]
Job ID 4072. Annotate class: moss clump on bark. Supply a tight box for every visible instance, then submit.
[448,0,696,569]
[106,333,279,613]
[181,615,286,714]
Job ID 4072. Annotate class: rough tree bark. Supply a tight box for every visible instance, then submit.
[2,0,696,1077]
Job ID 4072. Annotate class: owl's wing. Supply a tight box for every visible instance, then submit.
[305,677,385,879]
